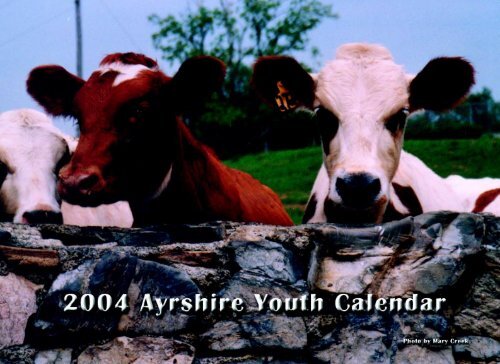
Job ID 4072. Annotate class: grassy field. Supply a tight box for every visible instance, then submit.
[225,136,500,224]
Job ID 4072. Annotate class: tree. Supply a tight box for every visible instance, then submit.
[150,0,336,99]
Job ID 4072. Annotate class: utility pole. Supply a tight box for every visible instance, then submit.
[75,0,83,77]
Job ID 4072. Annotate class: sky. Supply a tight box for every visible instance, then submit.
[1,0,499,136]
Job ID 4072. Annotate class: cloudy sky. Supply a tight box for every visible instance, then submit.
[1,0,498,135]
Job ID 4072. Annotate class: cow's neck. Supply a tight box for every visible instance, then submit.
[385,150,464,219]
[130,119,236,226]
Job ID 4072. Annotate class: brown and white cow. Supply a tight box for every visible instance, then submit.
[252,43,499,223]
[27,53,293,226]
[0,108,133,227]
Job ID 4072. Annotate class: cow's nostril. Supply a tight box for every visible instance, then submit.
[366,177,381,196]
[77,173,100,191]
[336,174,381,208]
[22,210,63,224]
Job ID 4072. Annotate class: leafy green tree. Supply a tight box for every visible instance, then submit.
[150,0,336,98]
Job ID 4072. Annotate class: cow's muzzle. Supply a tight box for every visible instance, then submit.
[58,165,107,207]
[335,173,382,209]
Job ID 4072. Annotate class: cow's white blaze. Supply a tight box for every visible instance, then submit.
[97,62,157,86]
[315,44,409,206]
[0,109,70,222]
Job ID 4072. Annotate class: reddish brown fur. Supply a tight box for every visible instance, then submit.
[472,188,500,213]
[134,120,293,225]
[27,53,293,226]
[409,57,475,112]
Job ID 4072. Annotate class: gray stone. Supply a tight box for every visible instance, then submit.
[0,345,37,363]
[117,258,200,335]
[0,222,61,247]
[201,314,307,352]
[29,253,136,345]
[29,252,200,345]
[220,271,307,312]
[453,266,499,339]
[312,314,392,364]
[39,222,225,246]
[309,245,393,293]
[312,313,450,364]
[77,336,194,364]
[231,240,300,283]
[200,321,250,351]
[34,348,72,364]
[195,357,307,364]
[171,263,230,292]
[313,327,391,363]
[309,213,485,296]
[194,356,262,364]
[0,228,11,243]
[393,346,454,364]
[378,214,483,296]
[240,314,307,350]
[453,336,500,360]
[0,273,39,349]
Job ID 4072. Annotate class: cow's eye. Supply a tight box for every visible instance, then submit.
[0,161,8,186]
[55,146,71,175]
[315,106,339,154]
[127,101,151,124]
[129,107,144,124]
[385,108,409,134]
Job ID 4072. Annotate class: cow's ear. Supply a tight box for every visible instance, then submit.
[169,56,226,112]
[409,57,474,112]
[27,65,84,117]
[252,56,316,112]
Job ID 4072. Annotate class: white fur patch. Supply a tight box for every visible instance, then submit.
[62,201,133,227]
[98,62,157,86]
[444,175,500,213]
[392,151,465,212]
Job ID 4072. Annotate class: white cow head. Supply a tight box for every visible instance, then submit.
[0,109,74,223]
[252,43,474,223]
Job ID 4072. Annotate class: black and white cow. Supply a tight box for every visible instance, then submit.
[0,109,133,226]
[252,43,499,223]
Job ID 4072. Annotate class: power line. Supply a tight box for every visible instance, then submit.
[99,0,143,52]
[0,6,72,50]
[75,0,83,77]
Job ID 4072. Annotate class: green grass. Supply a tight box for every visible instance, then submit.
[403,138,500,178]
[225,136,500,224]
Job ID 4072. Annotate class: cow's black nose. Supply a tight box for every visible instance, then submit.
[336,173,381,208]
[22,210,63,224]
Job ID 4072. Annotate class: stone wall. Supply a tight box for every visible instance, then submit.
[0,212,498,363]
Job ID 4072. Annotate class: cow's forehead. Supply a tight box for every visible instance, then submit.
[0,123,67,166]
[77,61,163,113]
[315,44,409,119]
